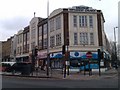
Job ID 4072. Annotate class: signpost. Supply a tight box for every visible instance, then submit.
[86,51,92,76]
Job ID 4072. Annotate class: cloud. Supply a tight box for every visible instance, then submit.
[0,16,31,41]
[0,16,31,31]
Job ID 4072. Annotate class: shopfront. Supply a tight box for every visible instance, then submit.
[50,52,63,69]
[70,51,99,69]
[37,51,47,70]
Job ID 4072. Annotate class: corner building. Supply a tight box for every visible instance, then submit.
[37,6,111,69]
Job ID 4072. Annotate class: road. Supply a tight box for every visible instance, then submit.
[2,75,118,89]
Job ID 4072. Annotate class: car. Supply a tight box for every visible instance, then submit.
[1,62,16,72]
[11,62,32,75]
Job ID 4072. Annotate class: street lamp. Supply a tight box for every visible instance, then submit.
[114,27,118,66]
[46,0,50,77]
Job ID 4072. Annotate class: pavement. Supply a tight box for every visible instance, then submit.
[1,67,118,80]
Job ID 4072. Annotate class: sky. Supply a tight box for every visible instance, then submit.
[0,0,119,43]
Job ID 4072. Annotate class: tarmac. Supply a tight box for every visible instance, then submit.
[1,67,119,80]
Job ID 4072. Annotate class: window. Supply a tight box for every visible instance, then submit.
[31,29,35,39]
[23,34,26,42]
[50,36,55,48]
[43,38,47,49]
[17,47,19,54]
[38,40,42,49]
[43,24,47,35]
[79,16,87,27]
[90,33,94,45]
[19,46,21,54]
[74,33,78,45]
[80,33,88,45]
[56,33,61,46]
[89,16,93,28]
[27,32,29,41]
[73,15,77,27]
[50,19,54,32]
[17,36,19,44]
[39,26,42,36]
[20,35,22,43]
[56,16,61,30]
[31,22,36,39]
[31,42,35,49]
[27,44,29,52]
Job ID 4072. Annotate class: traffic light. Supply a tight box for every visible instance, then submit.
[34,48,38,56]
[97,49,101,59]
[97,49,104,59]
[62,45,66,54]
[101,52,104,59]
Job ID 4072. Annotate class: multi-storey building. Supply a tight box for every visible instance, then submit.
[14,5,111,69]
[36,6,111,69]
[2,37,12,62]
[16,30,23,62]
[0,41,2,62]
[22,26,30,62]
[118,1,120,61]
[10,34,17,62]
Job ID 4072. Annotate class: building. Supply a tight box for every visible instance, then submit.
[0,41,2,62]
[10,34,17,62]
[22,26,30,62]
[118,1,120,61]
[16,30,24,62]
[2,37,12,62]
[36,6,111,69]
[13,5,111,70]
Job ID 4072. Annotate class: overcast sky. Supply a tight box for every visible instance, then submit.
[0,0,119,42]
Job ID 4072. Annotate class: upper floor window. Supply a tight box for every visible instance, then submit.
[79,16,87,27]
[56,16,61,30]
[73,15,77,27]
[50,36,55,48]
[38,40,42,49]
[43,38,47,49]
[50,19,54,32]
[56,33,61,46]
[90,33,94,45]
[27,32,29,41]
[23,34,26,42]
[43,24,47,35]
[31,42,35,50]
[74,33,78,45]
[31,29,35,39]
[89,16,93,28]
[39,26,42,36]
[17,36,19,44]
[80,32,88,45]
[27,44,29,52]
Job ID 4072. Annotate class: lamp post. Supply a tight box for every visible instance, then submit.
[46,0,50,77]
[114,27,118,66]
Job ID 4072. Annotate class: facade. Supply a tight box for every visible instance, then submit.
[2,37,12,62]
[22,26,30,62]
[7,5,111,69]
[118,1,120,61]
[36,6,111,69]
[10,34,17,62]
[0,41,2,62]
[16,30,24,62]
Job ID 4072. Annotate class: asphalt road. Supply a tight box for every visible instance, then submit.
[2,75,118,89]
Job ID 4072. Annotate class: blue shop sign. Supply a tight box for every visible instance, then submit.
[70,51,98,59]
[50,52,63,58]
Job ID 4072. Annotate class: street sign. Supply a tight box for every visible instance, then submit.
[86,51,92,59]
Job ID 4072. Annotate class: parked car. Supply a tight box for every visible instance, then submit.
[11,62,32,75]
[1,62,16,72]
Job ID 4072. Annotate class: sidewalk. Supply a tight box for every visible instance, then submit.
[1,68,118,80]
[51,68,118,80]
